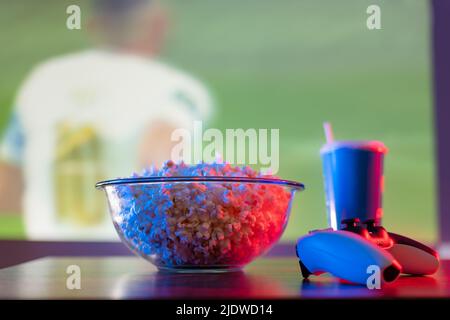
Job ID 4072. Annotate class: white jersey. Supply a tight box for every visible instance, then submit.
[0,49,213,240]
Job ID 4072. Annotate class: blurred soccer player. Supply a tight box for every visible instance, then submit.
[0,0,214,239]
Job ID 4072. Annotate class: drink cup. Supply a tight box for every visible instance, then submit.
[321,141,388,230]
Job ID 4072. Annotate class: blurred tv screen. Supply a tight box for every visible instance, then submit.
[0,0,435,242]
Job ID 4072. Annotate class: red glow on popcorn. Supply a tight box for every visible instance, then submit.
[111,161,293,269]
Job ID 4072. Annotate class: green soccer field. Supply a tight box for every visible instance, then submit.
[0,0,436,242]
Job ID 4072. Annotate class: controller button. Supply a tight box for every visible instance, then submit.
[363,219,376,229]
[341,218,360,227]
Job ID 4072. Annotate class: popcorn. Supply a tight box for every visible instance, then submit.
[112,161,292,268]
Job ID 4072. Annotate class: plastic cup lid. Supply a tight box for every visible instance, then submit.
[320,140,388,154]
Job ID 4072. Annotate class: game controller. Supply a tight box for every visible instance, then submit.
[296,219,440,285]
[296,229,402,285]
[341,218,440,276]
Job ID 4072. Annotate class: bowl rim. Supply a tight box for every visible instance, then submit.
[95,176,305,190]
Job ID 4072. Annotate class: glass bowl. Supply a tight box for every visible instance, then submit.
[96,176,304,272]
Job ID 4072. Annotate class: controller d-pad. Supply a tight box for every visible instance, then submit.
[341,218,371,238]
[341,218,360,229]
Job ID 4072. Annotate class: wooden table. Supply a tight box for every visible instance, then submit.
[1,256,449,299]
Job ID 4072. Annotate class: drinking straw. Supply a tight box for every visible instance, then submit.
[323,122,334,144]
